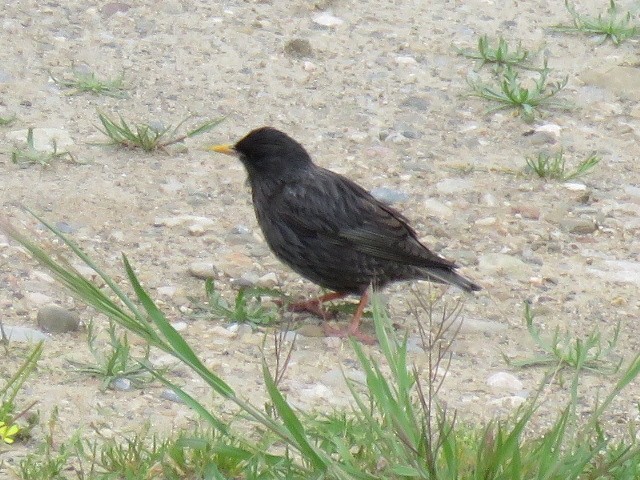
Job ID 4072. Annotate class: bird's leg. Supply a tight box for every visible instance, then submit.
[282,291,347,319]
[323,290,376,344]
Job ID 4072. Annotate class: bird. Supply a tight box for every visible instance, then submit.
[209,127,480,343]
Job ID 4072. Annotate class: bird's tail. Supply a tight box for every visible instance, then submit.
[424,268,481,293]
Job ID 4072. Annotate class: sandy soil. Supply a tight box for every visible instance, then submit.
[1,0,640,472]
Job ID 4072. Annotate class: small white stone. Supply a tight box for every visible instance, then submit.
[171,321,188,331]
[210,325,238,339]
[424,198,453,218]
[257,272,278,288]
[395,55,417,65]
[474,217,497,226]
[562,182,587,191]
[25,292,53,306]
[32,271,55,283]
[535,123,562,136]
[303,61,317,72]
[487,372,523,392]
[157,285,177,297]
[312,12,344,27]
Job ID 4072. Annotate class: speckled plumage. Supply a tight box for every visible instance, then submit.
[223,127,481,296]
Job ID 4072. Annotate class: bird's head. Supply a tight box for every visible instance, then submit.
[209,127,313,179]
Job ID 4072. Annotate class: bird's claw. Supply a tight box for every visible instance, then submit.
[322,323,377,345]
[275,298,337,320]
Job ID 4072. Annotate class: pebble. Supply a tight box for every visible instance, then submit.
[383,131,409,143]
[257,272,278,288]
[188,261,218,279]
[102,2,131,17]
[526,131,557,146]
[110,378,132,391]
[474,217,496,226]
[37,304,80,333]
[534,123,562,136]
[423,198,453,218]
[55,221,76,234]
[217,251,255,278]
[299,383,332,401]
[560,218,598,234]
[395,56,417,65]
[284,38,313,58]
[303,61,317,72]
[400,96,429,111]
[487,396,526,409]
[210,325,238,339]
[486,372,523,392]
[24,292,54,306]
[188,218,216,236]
[370,187,409,205]
[157,285,178,297]
[232,271,260,287]
[562,182,587,191]
[160,389,184,403]
[2,325,48,342]
[231,224,251,235]
[171,321,188,331]
[312,12,344,27]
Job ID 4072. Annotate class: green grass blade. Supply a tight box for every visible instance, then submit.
[261,361,328,471]
[122,254,235,398]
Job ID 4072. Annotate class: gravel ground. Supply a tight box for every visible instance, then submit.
[1,0,640,472]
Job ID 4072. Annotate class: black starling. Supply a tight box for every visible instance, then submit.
[210,127,480,342]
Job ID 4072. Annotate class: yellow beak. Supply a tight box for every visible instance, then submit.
[207,143,237,155]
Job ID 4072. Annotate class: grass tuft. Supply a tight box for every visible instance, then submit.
[457,35,537,71]
[468,65,569,122]
[96,112,224,152]
[11,127,76,167]
[198,278,282,326]
[525,149,600,181]
[67,319,156,390]
[505,302,622,374]
[50,69,129,97]
[552,0,639,45]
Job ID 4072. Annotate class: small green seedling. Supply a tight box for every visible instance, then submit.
[468,66,569,122]
[97,112,224,152]
[525,149,600,181]
[202,279,281,326]
[50,70,128,97]
[0,115,16,126]
[505,302,622,374]
[68,319,155,391]
[0,343,41,446]
[11,127,75,167]
[458,35,536,70]
[552,0,639,45]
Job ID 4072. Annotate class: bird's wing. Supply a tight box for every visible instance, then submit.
[274,169,456,270]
